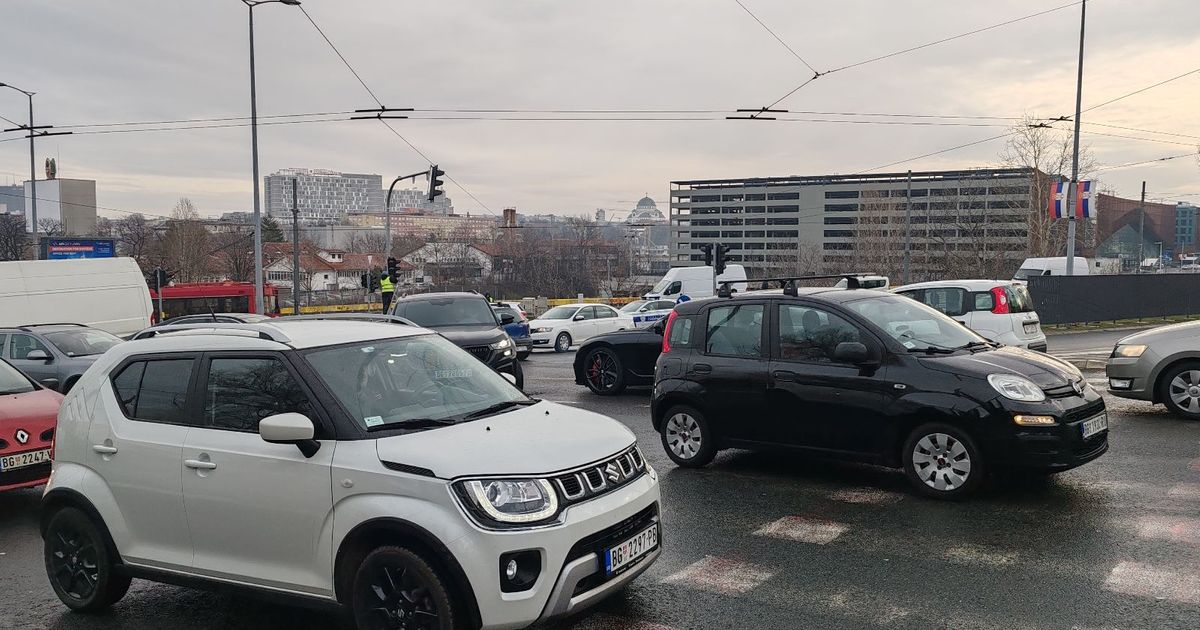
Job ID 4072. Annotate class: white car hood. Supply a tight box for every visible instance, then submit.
[374,401,637,479]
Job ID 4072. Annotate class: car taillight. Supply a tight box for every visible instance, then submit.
[662,310,678,353]
[990,286,1010,314]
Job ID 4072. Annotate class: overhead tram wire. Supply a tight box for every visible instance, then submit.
[1079,65,1200,115]
[733,0,819,74]
[1094,152,1199,173]
[855,132,1018,174]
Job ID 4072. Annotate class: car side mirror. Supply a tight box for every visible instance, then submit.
[259,412,320,457]
[25,349,51,362]
[650,319,667,335]
[39,378,60,391]
[573,315,586,321]
[833,341,871,365]
[500,313,515,325]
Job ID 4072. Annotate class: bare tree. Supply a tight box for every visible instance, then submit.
[37,218,65,237]
[0,215,29,261]
[210,230,255,282]
[114,214,155,268]
[159,198,211,282]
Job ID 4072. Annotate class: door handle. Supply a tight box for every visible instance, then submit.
[772,370,797,382]
[184,459,217,470]
[92,444,118,455]
[691,363,712,374]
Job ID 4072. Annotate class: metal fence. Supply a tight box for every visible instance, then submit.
[1028,274,1200,324]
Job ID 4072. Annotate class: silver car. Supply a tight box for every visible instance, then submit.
[0,324,123,393]
[1106,320,1200,419]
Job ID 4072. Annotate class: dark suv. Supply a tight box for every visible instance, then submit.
[392,292,523,388]
[651,276,1108,499]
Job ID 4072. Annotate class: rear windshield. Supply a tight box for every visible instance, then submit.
[393,297,497,327]
[0,360,35,395]
[1006,284,1036,313]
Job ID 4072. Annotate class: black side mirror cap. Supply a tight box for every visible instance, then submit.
[833,341,871,365]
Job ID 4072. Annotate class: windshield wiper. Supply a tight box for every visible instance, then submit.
[954,340,993,352]
[366,417,458,432]
[462,399,538,420]
[906,346,957,355]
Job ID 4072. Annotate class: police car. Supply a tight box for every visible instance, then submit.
[619,299,677,328]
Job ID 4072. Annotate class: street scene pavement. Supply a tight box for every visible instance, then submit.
[4,345,1198,630]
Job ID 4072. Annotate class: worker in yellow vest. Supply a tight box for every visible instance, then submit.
[380,272,394,314]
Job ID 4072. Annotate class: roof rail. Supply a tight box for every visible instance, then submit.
[278,313,418,327]
[132,322,292,343]
[718,272,877,297]
[17,323,87,330]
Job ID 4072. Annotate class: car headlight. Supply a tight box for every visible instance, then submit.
[490,337,512,350]
[1112,344,1147,358]
[987,373,1046,402]
[457,479,558,525]
[531,326,552,334]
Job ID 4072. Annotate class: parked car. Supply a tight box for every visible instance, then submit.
[619,299,678,328]
[530,303,628,353]
[575,318,668,395]
[41,318,661,627]
[643,265,748,301]
[392,292,523,388]
[894,280,1047,351]
[0,357,62,492]
[1106,320,1200,419]
[651,278,1107,499]
[131,313,271,340]
[491,303,532,360]
[0,324,123,393]
[835,275,890,290]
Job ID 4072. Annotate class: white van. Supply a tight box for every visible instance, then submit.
[835,274,890,290]
[1013,257,1091,280]
[643,264,748,301]
[0,257,153,338]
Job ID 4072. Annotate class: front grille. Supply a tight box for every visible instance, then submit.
[463,345,492,362]
[1045,379,1086,399]
[0,438,7,450]
[0,462,51,487]
[1062,399,1105,424]
[554,446,646,506]
[567,502,659,564]
[40,428,54,442]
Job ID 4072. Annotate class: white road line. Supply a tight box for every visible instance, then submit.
[1104,561,1200,605]
[662,555,773,595]
[753,516,847,545]
[829,488,903,505]
[943,544,1017,567]
[1135,515,1200,545]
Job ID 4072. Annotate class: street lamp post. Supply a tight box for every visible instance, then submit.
[242,0,301,314]
[0,83,38,253]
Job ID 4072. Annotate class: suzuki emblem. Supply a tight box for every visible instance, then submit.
[15,429,29,445]
[605,462,622,483]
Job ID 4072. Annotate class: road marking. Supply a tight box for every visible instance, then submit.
[572,614,673,630]
[1168,483,1200,500]
[662,555,773,595]
[943,544,1017,567]
[829,488,903,505]
[753,516,847,545]
[1136,515,1200,545]
[1104,561,1200,605]
[827,590,913,625]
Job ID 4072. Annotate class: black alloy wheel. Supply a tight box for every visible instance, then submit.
[353,546,454,630]
[44,507,130,612]
[584,348,626,395]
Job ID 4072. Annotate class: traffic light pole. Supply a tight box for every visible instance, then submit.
[291,177,301,314]
[384,168,433,256]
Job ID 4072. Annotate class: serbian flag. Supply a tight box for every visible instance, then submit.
[1076,180,1093,218]
[1048,181,1068,218]
[1048,180,1094,219]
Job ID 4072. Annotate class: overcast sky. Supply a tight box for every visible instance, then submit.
[1,0,1197,221]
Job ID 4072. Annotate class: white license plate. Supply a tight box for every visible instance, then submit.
[1081,413,1108,439]
[1024,322,1039,334]
[0,448,50,471]
[604,523,659,576]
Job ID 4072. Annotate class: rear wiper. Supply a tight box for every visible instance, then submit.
[462,399,538,420]
[366,417,458,432]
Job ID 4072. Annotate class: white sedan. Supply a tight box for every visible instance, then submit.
[619,299,677,328]
[530,303,628,352]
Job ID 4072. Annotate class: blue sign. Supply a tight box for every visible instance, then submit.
[41,238,115,260]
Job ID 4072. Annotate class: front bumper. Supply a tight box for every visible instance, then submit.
[0,458,51,492]
[990,395,1109,471]
[529,331,556,346]
[1106,353,1157,401]
[449,470,661,630]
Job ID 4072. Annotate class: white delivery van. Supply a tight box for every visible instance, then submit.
[643,264,748,301]
[0,257,153,337]
[835,274,890,290]
[1013,257,1091,280]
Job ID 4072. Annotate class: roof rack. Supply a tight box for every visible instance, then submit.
[717,272,877,298]
[17,323,87,330]
[133,322,292,343]
[277,313,418,327]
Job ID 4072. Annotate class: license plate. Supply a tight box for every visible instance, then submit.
[1081,413,1108,439]
[1024,322,1039,334]
[604,523,659,576]
[0,449,50,471]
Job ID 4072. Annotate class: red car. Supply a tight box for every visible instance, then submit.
[0,358,62,492]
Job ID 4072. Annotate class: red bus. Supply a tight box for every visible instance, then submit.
[148,282,280,322]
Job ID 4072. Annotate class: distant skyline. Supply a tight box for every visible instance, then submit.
[1,0,1197,221]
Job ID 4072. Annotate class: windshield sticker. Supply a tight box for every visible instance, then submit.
[364,415,384,427]
[903,341,916,349]
[434,368,473,379]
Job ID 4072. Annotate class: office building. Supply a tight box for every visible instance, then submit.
[265,168,383,225]
[384,187,453,215]
[22,178,97,235]
[1177,203,1197,253]
[0,184,25,215]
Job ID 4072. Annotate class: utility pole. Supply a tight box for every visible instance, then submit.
[1064,0,1087,276]
[1137,180,1146,273]
[25,94,36,253]
[903,169,913,284]
[291,178,301,314]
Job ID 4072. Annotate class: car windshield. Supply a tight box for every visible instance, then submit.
[393,297,497,327]
[304,334,528,431]
[43,329,122,357]
[0,360,35,395]
[621,300,649,313]
[650,277,675,294]
[843,294,986,351]
[1013,268,1039,281]
[538,306,579,320]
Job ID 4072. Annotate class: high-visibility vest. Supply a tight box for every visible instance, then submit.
[379,274,394,293]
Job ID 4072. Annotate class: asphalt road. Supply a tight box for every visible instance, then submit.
[4,348,1200,630]
[1045,326,1155,360]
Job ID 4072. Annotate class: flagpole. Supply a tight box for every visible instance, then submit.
[1064,0,1086,275]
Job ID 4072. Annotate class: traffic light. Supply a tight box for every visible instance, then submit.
[715,243,731,276]
[387,257,399,284]
[360,272,369,289]
[427,165,445,202]
[152,267,171,288]
[700,243,714,267]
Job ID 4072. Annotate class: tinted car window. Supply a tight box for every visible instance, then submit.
[493,306,523,322]
[668,316,695,347]
[113,359,195,424]
[705,304,764,357]
[845,294,985,351]
[777,304,861,363]
[973,292,995,311]
[1007,284,1035,313]
[594,306,617,319]
[204,358,312,432]
[393,297,497,327]
[9,334,51,360]
[921,288,967,317]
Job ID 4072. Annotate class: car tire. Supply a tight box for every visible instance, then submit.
[583,347,626,395]
[660,405,716,467]
[902,423,985,500]
[554,332,572,353]
[351,546,456,630]
[43,507,131,613]
[62,375,80,394]
[1158,361,1200,420]
[516,349,531,361]
[508,360,525,390]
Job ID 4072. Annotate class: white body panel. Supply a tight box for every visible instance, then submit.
[0,257,153,337]
[642,264,748,301]
[1013,256,1091,279]
[528,303,627,349]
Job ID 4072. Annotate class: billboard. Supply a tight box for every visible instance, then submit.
[40,238,115,260]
